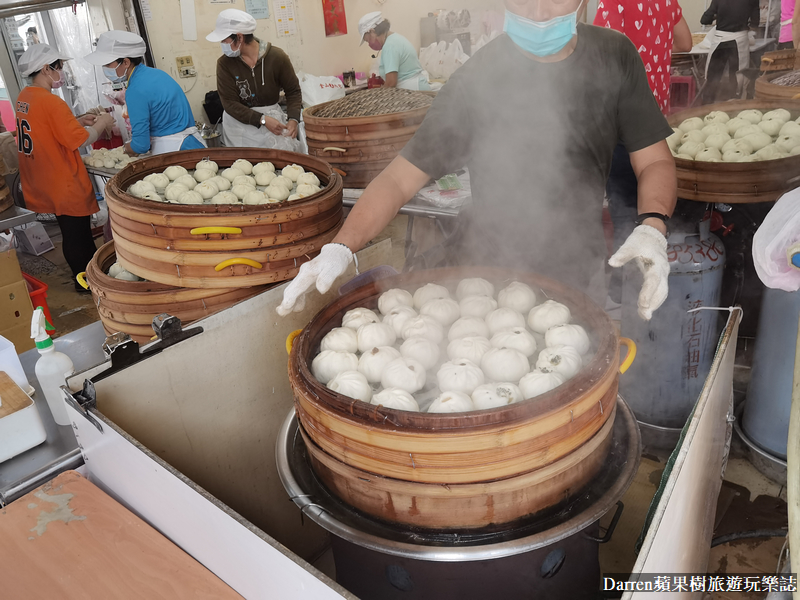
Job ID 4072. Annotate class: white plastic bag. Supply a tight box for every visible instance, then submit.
[297,71,346,108]
[427,41,448,79]
[440,39,470,80]
[753,188,800,291]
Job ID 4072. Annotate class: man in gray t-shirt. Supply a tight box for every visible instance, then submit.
[279,0,678,322]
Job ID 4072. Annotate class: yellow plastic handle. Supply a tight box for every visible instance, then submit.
[793,93,800,100]
[214,258,264,272]
[76,272,89,290]
[322,147,347,153]
[619,337,637,375]
[190,227,242,236]
[286,329,303,355]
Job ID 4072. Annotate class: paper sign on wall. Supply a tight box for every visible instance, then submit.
[274,1,297,37]
[322,0,346,37]
[140,0,153,21]
[245,0,269,19]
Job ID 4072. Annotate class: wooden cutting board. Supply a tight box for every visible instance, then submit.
[0,471,242,599]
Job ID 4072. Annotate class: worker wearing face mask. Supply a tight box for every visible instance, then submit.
[359,12,431,91]
[15,44,114,291]
[206,9,303,150]
[84,31,206,156]
[278,0,677,322]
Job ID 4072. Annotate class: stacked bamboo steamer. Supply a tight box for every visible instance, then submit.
[86,241,270,344]
[304,88,435,188]
[105,148,343,289]
[755,71,800,102]
[0,178,13,214]
[288,267,621,530]
[92,148,343,341]
[669,99,800,203]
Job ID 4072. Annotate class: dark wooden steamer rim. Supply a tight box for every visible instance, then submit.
[290,267,618,432]
[106,148,342,221]
[668,99,800,203]
[755,72,800,101]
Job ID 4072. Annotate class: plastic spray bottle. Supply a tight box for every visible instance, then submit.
[30,307,74,426]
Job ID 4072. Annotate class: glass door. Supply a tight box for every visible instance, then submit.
[0,3,101,120]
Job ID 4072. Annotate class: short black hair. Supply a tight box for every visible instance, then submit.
[226,33,257,44]
[29,58,62,79]
[373,19,391,36]
[115,56,144,66]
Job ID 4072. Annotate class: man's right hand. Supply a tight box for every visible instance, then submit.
[262,115,287,136]
[276,243,354,316]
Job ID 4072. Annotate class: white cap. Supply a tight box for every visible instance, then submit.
[206,9,257,43]
[358,11,384,45]
[84,30,146,66]
[18,44,71,77]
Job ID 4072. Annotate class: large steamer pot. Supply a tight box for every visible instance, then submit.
[303,94,434,188]
[755,71,800,101]
[289,267,621,529]
[106,148,344,289]
[668,99,800,203]
[85,241,269,344]
[277,400,641,599]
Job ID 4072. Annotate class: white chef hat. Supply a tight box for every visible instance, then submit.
[358,11,385,45]
[84,30,146,65]
[206,9,257,43]
[18,44,71,77]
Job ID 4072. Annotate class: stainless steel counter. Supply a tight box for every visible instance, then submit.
[0,321,108,505]
[0,205,36,230]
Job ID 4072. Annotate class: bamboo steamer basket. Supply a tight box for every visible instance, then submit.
[303,90,434,188]
[86,241,269,344]
[289,267,620,491]
[755,71,800,101]
[106,148,344,288]
[0,178,12,214]
[301,406,615,529]
[668,99,800,203]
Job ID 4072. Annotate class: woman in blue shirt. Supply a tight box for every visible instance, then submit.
[85,31,206,155]
[359,12,430,91]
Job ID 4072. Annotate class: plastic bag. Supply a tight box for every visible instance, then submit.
[753,188,800,291]
[297,71,346,108]
[440,39,470,80]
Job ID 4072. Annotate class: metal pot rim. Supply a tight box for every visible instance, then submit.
[275,396,642,562]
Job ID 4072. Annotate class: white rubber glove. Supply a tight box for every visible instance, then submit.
[276,243,354,316]
[608,224,669,321]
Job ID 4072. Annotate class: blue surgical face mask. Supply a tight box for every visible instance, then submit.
[103,64,126,84]
[221,42,240,58]
[503,7,580,57]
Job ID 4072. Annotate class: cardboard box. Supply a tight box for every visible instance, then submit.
[14,222,54,257]
[0,279,34,352]
[0,248,23,288]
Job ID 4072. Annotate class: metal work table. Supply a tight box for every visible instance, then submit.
[0,205,36,231]
[342,188,466,259]
[0,321,108,505]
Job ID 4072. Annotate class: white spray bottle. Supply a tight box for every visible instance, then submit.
[30,307,74,426]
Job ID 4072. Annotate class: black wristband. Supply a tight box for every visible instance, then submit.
[635,213,670,225]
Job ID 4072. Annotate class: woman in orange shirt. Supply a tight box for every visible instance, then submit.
[15,44,113,291]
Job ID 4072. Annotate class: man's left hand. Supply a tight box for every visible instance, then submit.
[608,224,669,320]
[285,119,298,139]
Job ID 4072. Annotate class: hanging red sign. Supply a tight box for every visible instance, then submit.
[322,0,347,37]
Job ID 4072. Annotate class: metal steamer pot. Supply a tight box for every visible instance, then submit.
[278,268,641,598]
